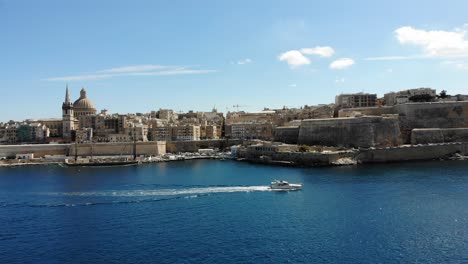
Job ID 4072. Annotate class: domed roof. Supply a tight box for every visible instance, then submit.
[73,88,96,110]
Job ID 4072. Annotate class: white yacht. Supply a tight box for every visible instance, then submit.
[270,180,302,191]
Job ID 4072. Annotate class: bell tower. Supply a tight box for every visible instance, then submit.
[62,85,75,139]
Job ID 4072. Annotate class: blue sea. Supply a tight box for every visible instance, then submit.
[0,160,467,264]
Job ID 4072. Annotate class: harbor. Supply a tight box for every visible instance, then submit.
[1,159,467,263]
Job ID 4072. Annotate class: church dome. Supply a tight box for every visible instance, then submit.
[73,88,97,111]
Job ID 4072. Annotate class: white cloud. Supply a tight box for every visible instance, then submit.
[364,55,419,61]
[300,46,335,57]
[278,50,311,68]
[237,58,252,65]
[334,78,345,83]
[45,74,114,81]
[442,60,468,71]
[100,65,173,73]
[129,69,218,76]
[395,26,468,58]
[45,65,217,81]
[330,58,355,70]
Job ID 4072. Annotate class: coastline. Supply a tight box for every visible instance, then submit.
[0,154,230,168]
[1,142,467,168]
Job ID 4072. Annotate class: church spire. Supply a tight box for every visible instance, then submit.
[65,84,71,104]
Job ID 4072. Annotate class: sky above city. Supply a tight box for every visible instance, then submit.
[1,0,468,121]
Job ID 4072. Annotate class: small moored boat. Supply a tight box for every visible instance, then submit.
[270,180,302,190]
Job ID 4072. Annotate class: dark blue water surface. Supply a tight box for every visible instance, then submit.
[0,160,467,264]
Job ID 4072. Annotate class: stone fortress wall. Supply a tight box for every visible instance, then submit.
[335,101,468,144]
[165,139,242,153]
[0,139,244,159]
[68,141,166,157]
[395,102,468,143]
[357,142,468,163]
[297,116,402,148]
[0,144,68,158]
[411,128,468,145]
[338,106,395,117]
[274,126,300,144]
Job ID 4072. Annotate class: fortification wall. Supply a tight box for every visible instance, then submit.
[241,150,354,166]
[166,139,242,153]
[0,144,68,158]
[274,126,300,144]
[338,106,395,117]
[69,141,166,156]
[298,116,402,148]
[357,142,468,163]
[411,128,468,144]
[0,140,240,158]
[396,102,468,143]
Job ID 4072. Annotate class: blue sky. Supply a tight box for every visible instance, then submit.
[1,0,468,121]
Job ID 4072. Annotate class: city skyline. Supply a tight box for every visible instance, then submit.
[2,0,468,121]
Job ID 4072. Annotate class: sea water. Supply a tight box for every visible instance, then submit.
[0,160,467,263]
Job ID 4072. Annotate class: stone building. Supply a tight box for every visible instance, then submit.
[61,86,97,139]
[1,123,49,143]
[225,122,274,141]
[158,109,178,122]
[384,88,436,106]
[38,119,62,138]
[127,123,149,142]
[174,125,201,141]
[73,88,97,117]
[335,93,377,108]
[75,128,93,143]
[62,86,76,139]
[201,125,219,139]
[226,111,276,125]
[5,125,17,143]
[150,126,174,141]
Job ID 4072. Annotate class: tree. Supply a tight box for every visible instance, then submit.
[439,90,448,99]
[409,94,434,102]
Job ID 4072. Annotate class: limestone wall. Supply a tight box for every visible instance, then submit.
[411,128,468,144]
[338,106,395,117]
[166,139,242,153]
[0,144,68,158]
[395,102,468,143]
[357,142,468,163]
[337,102,468,144]
[69,141,166,156]
[274,126,300,144]
[298,116,402,148]
[241,149,354,166]
[0,140,240,158]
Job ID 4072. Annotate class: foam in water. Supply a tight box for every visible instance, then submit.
[56,186,271,197]
[0,186,273,208]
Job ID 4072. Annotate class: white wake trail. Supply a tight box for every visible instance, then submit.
[57,186,271,197]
